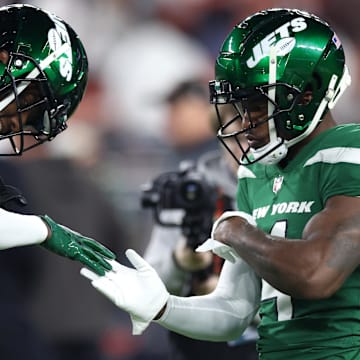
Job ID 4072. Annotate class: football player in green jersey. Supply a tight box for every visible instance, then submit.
[0,4,115,275]
[81,8,360,360]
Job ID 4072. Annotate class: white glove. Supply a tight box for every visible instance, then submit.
[80,249,169,335]
[196,211,257,263]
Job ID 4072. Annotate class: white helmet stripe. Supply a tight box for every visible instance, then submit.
[267,46,277,143]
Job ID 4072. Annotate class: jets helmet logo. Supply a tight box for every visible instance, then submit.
[246,17,307,68]
[47,13,73,81]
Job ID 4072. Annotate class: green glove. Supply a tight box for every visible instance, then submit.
[40,215,116,276]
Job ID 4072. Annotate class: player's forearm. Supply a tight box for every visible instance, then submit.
[156,293,254,341]
[0,208,48,249]
[156,259,260,341]
[214,216,322,298]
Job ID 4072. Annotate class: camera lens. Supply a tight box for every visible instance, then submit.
[180,181,202,203]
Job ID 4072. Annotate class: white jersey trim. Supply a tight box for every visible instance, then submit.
[237,165,256,180]
[304,147,360,166]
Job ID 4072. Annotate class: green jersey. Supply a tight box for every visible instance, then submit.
[236,124,360,360]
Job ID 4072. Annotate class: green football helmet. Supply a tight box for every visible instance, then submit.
[0,4,88,155]
[209,8,351,165]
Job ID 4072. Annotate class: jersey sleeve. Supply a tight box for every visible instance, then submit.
[308,147,360,203]
[303,127,360,202]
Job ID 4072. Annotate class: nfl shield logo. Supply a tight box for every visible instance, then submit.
[273,175,284,194]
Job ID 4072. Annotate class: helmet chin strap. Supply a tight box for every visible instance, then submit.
[328,65,351,109]
[251,50,351,165]
[284,77,336,148]
[285,64,351,149]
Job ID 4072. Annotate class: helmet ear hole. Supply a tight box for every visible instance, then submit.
[301,91,313,106]
[0,50,9,65]
[312,73,322,91]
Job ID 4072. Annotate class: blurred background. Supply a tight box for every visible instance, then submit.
[0,1,358,359]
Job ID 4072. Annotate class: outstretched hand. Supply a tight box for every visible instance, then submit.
[41,215,116,276]
[80,249,169,335]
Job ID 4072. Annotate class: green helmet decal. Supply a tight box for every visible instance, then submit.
[210,8,350,165]
[0,4,88,155]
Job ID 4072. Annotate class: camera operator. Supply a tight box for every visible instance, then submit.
[142,81,258,360]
